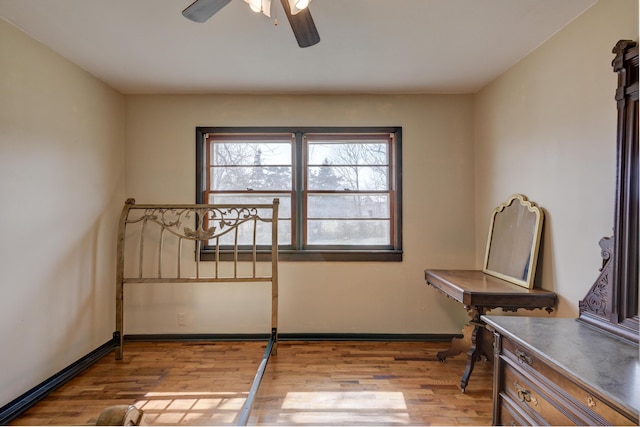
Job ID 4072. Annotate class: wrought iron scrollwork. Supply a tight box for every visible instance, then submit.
[128,206,263,242]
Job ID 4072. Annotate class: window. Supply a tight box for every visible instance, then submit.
[196,127,402,261]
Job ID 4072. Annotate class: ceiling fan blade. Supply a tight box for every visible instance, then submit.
[280,0,320,48]
[182,0,232,23]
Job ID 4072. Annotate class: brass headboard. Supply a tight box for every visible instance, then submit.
[114,198,279,360]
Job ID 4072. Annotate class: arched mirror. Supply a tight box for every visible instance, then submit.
[482,194,543,289]
[579,40,639,344]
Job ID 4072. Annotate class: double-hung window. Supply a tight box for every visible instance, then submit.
[196,127,402,261]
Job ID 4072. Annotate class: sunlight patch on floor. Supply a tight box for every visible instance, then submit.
[277,411,411,424]
[277,391,410,424]
[135,391,248,425]
[282,391,407,410]
[133,390,412,425]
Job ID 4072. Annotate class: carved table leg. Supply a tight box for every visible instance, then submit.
[460,321,482,392]
[435,306,491,392]
[459,307,487,392]
[437,324,474,362]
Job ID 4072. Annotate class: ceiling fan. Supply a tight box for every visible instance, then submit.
[182,0,320,48]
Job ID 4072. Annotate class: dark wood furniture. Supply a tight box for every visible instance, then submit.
[483,316,638,425]
[424,269,556,392]
[485,40,639,426]
[579,39,639,343]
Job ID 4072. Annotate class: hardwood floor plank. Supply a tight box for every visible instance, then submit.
[9,341,493,426]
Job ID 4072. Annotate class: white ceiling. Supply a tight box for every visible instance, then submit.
[0,0,597,94]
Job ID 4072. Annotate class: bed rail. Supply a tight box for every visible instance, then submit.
[114,198,279,360]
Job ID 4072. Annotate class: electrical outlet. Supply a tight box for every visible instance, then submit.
[177,312,186,326]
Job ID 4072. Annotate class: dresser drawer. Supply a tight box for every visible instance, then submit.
[502,361,577,425]
[498,393,536,426]
[501,337,636,425]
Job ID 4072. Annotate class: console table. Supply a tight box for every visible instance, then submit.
[424,269,556,392]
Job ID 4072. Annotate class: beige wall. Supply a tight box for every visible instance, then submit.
[1,0,637,410]
[474,0,638,317]
[0,19,125,406]
[123,94,475,335]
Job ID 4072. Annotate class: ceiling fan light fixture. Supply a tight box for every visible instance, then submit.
[248,0,261,12]
[287,0,311,15]
[183,0,319,48]
[244,0,272,16]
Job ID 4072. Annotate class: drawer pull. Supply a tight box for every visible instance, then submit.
[515,349,532,365]
[586,395,596,408]
[514,381,538,406]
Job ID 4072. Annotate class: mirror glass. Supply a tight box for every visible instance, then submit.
[483,194,543,289]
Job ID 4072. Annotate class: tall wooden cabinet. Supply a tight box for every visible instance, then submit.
[484,40,639,426]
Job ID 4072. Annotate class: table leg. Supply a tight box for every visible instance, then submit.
[460,319,484,392]
[459,307,487,392]
[435,306,489,392]
[436,324,474,362]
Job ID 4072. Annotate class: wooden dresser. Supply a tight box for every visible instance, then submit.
[483,316,638,426]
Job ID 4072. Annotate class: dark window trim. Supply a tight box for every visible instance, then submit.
[195,126,403,262]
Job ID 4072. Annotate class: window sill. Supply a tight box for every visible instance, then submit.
[278,249,403,262]
[200,249,403,262]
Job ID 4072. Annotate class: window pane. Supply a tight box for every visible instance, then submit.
[198,127,401,259]
[307,142,388,165]
[308,194,389,219]
[206,218,291,247]
[210,166,292,191]
[212,219,291,246]
[207,194,291,218]
[307,166,388,191]
[207,194,291,245]
[307,220,390,245]
[211,142,291,166]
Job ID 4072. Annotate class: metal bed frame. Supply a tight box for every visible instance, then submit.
[113,198,279,425]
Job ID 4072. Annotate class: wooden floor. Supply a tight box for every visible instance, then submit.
[10,340,494,426]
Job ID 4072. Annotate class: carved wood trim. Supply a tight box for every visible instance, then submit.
[579,236,613,319]
[579,40,639,344]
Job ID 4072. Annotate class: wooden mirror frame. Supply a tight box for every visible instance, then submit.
[579,40,639,344]
[482,194,544,289]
